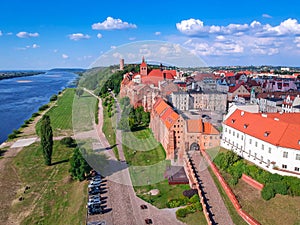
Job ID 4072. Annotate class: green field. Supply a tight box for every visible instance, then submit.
[36,89,75,136]
[11,141,87,225]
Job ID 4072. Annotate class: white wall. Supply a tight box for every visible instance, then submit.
[221,124,300,178]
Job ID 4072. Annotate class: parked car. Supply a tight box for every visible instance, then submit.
[89,194,101,202]
[88,198,101,206]
[89,187,100,195]
[88,204,102,215]
[90,180,101,186]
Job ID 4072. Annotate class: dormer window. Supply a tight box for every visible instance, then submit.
[298,140,300,145]
[231,119,236,124]
[244,124,249,128]
[264,131,270,137]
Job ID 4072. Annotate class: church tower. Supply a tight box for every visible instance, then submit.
[140,56,148,76]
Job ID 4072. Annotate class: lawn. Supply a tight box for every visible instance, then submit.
[36,88,75,136]
[122,128,166,166]
[177,211,207,225]
[134,179,190,209]
[11,141,87,225]
[233,179,300,225]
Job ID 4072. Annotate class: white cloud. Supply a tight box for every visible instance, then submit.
[110,46,117,49]
[294,37,300,47]
[32,44,40,49]
[176,18,206,35]
[155,31,161,36]
[53,49,58,53]
[62,54,69,59]
[129,37,136,41]
[68,33,90,41]
[6,32,13,35]
[16,31,39,38]
[113,52,123,59]
[0,31,2,36]
[262,14,272,19]
[92,17,137,30]
[177,18,300,37]
[97,33,103,39]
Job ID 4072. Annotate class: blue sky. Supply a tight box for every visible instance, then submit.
[0,0,300,69]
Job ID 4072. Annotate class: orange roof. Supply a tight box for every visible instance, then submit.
[187,120,203,133]
[203,122,220,135]
[224,109,300,150]
[153,98,179,129]
[148,69,176,79]
[140,61,147,67]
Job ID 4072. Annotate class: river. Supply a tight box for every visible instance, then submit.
[0,71,78,144]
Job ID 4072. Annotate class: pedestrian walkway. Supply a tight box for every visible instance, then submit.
[191,152,234,225]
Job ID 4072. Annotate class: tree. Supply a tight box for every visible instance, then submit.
[50,94,58,101]
[40,115,53,166]
[69,147,92,181]
[76,88,84,98]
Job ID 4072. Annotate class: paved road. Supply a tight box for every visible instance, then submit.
[191,152,234,225]
[88,92,184,225]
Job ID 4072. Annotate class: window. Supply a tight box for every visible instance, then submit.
[241,135,244,140]
[283,152,288,158]
[237,133,239,138]
[209,143,212,147]
[210,136,213,140]
[268,147,272,153]
[229,129,231,134]
[295,167,300,172]
[249,139,252,144]
[282,164,287,169]
[225,128,227,132]
[233,131,235,136]
[262,144,264,150]
[255,141,258,147]
[296,154,300,160]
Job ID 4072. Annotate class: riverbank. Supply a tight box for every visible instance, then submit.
[0,71,46,80]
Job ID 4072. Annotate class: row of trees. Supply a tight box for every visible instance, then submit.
[117,97,150,131]
[213,151,300,200]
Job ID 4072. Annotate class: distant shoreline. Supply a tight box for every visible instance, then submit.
[0,71,46,81]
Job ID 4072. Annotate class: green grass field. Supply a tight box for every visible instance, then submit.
[177,211,207,225]
[12,141,87,225]
[36,89,75,136]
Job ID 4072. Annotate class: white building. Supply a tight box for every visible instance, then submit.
[221,109,300,178]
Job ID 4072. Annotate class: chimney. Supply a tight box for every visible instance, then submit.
[163,72,166,80]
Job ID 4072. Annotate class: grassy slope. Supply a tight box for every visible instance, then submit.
[206,147,300,225]
[36,89,75,136]
[12,141,87,225]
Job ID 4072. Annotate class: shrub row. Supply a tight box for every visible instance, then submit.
[214,151,300,200]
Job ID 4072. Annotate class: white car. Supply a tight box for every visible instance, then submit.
[89,194,101,202]
[88,198,101,206]
[90,180,101,186]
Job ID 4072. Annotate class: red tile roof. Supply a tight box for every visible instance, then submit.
[224,109,300,150]
[153,98,179,129]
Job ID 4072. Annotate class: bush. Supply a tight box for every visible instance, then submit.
[273,182,288,195]
[261,184,275,200]
[8,133,17,139]
[176,208,188,218]
[167,198,189,208]
[39,104,49,111]
[188,194,199,204]
[50,94,58,101]
[32,112,40,118]
[60,137,76,148]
